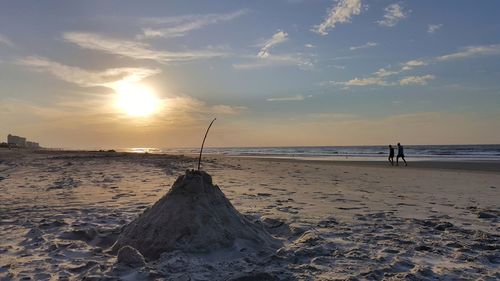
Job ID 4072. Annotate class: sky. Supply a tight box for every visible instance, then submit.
[1,0,499,148]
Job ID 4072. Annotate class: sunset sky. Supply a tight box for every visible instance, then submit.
[1,0,499,148]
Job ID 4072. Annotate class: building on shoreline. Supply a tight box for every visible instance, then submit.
[26,141,40,149]
[6,134,40,149]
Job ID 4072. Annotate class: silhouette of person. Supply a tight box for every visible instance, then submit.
[396,142,407,166]
[388,145,394,166]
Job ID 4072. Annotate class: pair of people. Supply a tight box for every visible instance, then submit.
[388,143,407,166]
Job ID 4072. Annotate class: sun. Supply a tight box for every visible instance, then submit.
[115,83,161,117]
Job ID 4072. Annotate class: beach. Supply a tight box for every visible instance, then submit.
[0,149,498,280]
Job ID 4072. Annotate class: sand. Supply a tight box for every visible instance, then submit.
[0,149,498,280]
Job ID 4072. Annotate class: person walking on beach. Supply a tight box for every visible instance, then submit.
[396,143,407,166]
[388,145,394,166]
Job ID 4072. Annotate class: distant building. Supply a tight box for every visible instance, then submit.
[26,141,40,149]
[5,134,41,149]
[7,134,26,148]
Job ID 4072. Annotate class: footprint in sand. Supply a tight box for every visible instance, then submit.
[111,193,136,200]
[337,207,363,210]
[257,193,272,197]
[276,206,301,214]
[478,210,498,219]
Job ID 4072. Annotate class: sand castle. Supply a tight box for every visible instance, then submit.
[112,170,279,259]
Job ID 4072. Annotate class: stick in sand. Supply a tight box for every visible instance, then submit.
[198,118,216,170]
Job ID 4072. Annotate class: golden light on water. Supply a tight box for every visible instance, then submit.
[115,83,161,117]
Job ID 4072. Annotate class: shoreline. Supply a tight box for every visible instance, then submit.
[4,148,499,173]
[6,144,500,163]
[225,155,500,173]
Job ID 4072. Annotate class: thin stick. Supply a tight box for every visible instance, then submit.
[198,118,216,170]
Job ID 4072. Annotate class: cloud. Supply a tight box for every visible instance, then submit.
[350,41,378,51]
[161,96,247,124]
[305,43,315,48]
[0,97,116,126]
[312,0,362,35]
[436,44,500,61]
[257,31,288,58]
[343,77,389,86]
[63,32,226,63]
[0,34,13,47]
[427,24,442,34]
[333,62,435,87]
[211,104,248,115]
[266,95,305,101]
[377,3,408,27]
[139,9,249,25]
[374,67,398,77]
[401,59,427,70]
[233,54,312,70]
[0,94,248,145]
[17,56,160,88]
[233,31,312,70]
[331,66,399,87]
[330,65,436,87]
[138,9,249,39]
[399,74,435,85]
[333,77,390,87]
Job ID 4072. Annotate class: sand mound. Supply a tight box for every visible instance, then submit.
[112,170,279,259]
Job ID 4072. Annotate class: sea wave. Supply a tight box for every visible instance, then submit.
[121,145,500,161]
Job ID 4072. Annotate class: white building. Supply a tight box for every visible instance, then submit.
[7,134,26,148]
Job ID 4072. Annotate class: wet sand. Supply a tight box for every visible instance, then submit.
[0,149,498,280]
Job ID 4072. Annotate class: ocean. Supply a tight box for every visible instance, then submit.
[124,144,500,161]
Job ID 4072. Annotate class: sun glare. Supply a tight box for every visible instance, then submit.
[115,83,161,117]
